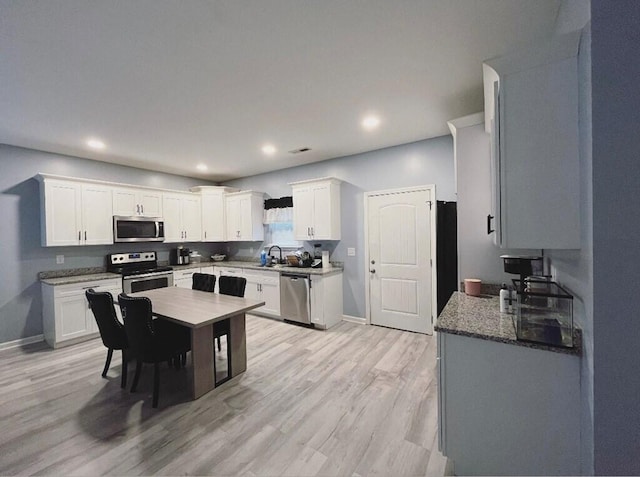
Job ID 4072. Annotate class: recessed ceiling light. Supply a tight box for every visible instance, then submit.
[262,144,276,156]
[361,115,381,131]
[86,138,106,150]
[196,164,208,172]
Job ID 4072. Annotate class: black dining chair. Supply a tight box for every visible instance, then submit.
[118,293,192,408]
[85,289,129,388]
[192,272,216,292]
[215,275,247,384]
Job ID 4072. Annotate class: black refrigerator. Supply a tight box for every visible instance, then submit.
[436,201,458,316]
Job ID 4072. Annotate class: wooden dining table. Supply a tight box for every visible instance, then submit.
[128,286,265,399]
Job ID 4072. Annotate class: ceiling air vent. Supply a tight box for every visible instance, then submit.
[288,147,311,154]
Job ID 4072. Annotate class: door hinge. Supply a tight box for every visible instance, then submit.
[431,315,434,324]
[426,200,433,210]
[430,258,433,267]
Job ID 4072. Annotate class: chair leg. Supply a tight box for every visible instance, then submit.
[131,359,142,393]
[102,348,114,378]
[121,350,128,389]
[153,362,160,408]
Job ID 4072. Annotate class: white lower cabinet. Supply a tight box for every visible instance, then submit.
[243,269,280,317]
[173,268,199,288]
[310,272,343,329]
[42,278,122,348]
[437,332,580,475]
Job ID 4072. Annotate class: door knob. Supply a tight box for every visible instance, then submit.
[370,269,376,274]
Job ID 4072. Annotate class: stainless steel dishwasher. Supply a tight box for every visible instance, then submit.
[280,273,311,325]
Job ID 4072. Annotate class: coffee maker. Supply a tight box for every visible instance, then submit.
[171,246,190,265]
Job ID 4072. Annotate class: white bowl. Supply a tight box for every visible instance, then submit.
[211,254,226,262]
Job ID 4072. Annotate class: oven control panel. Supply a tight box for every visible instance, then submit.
[109,251,157,265]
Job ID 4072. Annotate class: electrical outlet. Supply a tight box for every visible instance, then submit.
[56,255,64,264]
[347,247,356,256]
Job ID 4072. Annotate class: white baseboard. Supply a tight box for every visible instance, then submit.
[342,314,367,325]
[0,334,45,351]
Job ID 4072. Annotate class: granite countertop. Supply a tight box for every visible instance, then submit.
[435,291,582,356]
[40,271,120,286]
[174,260,344,276]
[40,259,344,285]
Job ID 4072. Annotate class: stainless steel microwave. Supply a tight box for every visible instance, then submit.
[113,216,165,242]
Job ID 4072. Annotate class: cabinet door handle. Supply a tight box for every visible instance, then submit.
[311,227,314,236]
[141,204,144,214]
[84,231,87,241]
[78,231,81,241]
[136,204,140,214]
[487,214,495,234]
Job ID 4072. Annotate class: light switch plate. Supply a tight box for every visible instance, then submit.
[56,255,64,264]
[347,247,356,256]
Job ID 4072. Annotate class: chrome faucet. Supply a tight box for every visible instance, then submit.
[268,245,283,264]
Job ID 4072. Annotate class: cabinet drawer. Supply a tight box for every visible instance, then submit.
[53,278,121,297]
[215,267,243,276]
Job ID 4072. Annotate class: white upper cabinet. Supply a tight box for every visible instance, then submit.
[162,192,202,243]
[191,186,238,242]
[112,186,162,217]
[225,191,264,241]
[38,175,113,246]
[483,31,581,249]
[290,177,341,241]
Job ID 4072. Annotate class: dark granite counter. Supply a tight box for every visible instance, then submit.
[435,291,581,356]
[173,260,344,276]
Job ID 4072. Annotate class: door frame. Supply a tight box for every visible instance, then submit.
[364,185,438,334]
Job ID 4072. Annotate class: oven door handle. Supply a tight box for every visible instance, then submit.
[124,272,173,280]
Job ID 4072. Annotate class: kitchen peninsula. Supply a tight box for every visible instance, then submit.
[435,292,581,475]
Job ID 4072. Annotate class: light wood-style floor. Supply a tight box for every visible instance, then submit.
[0,315,447,476]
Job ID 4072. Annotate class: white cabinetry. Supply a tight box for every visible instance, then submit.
[225,191,264,241]
[243,269,280,317]
[310,272,343,329]
[42,277,122,348]
[290,178,341,241]
[162,192,202,242]
[173,268,199,288]
[112,186,162,217]
[190,186,238,242]
[38,175,113,246]
[483,31,581,249]
[437,332,580,475]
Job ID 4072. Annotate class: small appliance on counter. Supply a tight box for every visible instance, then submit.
[170,246,190,265]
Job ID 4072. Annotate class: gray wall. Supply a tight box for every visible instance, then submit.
[0,144,221,345]
[590,1,640,473]
[549,0,640,473]
[223,137,455,319]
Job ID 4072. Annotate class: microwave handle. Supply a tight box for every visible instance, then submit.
[155,221,160,238]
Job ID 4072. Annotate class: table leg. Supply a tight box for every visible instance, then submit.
[229,313,247,377]
[190,323,214,399]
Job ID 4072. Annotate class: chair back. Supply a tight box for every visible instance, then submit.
[118,293,156,359]
[192,272,216,292]
[218,275,247,297]
[86,289,127,350]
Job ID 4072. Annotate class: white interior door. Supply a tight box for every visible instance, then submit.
[368,188,433,334]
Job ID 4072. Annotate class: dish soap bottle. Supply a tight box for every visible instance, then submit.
[260,250,267,266]
[499,283,510,313]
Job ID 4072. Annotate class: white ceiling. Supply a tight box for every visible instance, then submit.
[0,0,561,182]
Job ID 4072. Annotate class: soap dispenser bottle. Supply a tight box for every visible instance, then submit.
[499,283,510,313]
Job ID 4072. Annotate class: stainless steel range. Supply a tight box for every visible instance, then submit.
[107,251,173,293]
